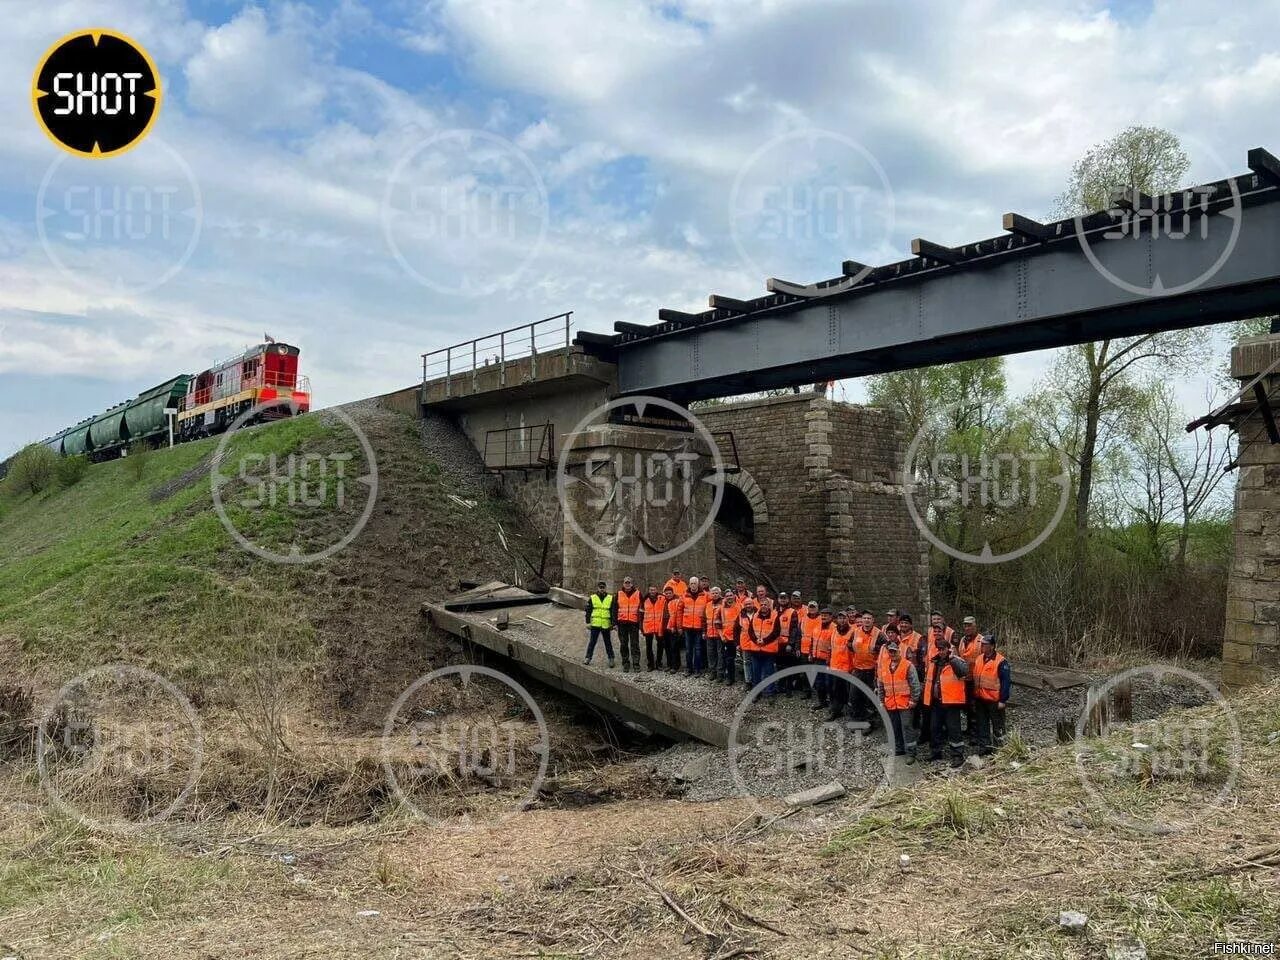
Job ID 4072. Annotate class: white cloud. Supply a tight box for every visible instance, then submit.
[185,7,328,131]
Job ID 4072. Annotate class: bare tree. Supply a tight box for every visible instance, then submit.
[1119,382,1232,570]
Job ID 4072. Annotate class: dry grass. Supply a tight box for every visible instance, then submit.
[2,674,1279,958]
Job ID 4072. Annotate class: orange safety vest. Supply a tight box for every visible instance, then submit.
[924,657,967,706]
[974,652,1005,702]
[777,608,797,650]
[959,632,983,666]
[663,578,688,598]
[705,600,722,640]
[664,597,684,634]
[811,623,834,662]
[616,589,641,624]
[641,596,666,634]
[736,614,757,652]
[851,626,878,671]
[828,625,856,673]
[750,611,780,654]
[899,630,922,662]
[721,597,742,638]
[799,613,821,655]
[878,656,913,711]
[928,625,955,653]
[681,592,709,630]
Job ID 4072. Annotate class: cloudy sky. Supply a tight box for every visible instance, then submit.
[1,0,1275,454]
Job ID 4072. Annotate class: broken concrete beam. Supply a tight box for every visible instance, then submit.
[550,586,587,609]
[784,780,846,808]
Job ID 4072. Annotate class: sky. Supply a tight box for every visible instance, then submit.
[1,0,1276,455]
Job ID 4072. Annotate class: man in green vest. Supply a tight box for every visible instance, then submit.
[583,580,616,668]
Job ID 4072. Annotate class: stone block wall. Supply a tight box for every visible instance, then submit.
[1222,333,1280,687]
[698,394,929,614]
[559,424,718,594]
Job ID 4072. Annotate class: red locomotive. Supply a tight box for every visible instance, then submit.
[177,340,311,442]
[38,339,311,461]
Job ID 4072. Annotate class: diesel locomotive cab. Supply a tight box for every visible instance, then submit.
[176,342,311,441]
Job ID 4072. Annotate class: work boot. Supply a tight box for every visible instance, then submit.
[622,662,630,672]
[949,755,964,769]
[810,700,826,711]
[608,658,616,669]
[905,753,916,766]
[582,657,591,666]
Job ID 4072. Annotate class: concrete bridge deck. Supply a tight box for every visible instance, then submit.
[425,585,740,746]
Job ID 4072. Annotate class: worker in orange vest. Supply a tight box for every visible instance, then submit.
[774,591,803,697]
[972,632,1010,754]
[876,638,922,761]
[742,596,780,693]
[714,590,741,685]
[884,608,900,634]
[808,608,835,710]
[640,584,666,672]
[922,633,970,766]
[615,576,642,672]
[661,585,684,674]
[849,611,881,725]
[957,616,984,739]
[826,610,858,721]
[681,576,710,676]
[927,612,954,653]
[895,613,925,743]
[798,600,822,700]
[732,597,759,687]
[704,586,723,679]
[663,569,688,598]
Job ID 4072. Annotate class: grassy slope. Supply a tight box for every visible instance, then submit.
[0,415,339,687]
[0,405,536,708]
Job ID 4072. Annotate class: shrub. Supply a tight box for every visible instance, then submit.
[126,441,150,482]
[2,444,58,496]
[55,454,89,488]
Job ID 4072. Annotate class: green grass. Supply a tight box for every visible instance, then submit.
[0,415,363,685]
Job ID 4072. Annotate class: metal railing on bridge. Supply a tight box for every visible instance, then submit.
[422,311,574,397]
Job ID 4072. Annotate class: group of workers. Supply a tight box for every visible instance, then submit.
[583,569,1011,766]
